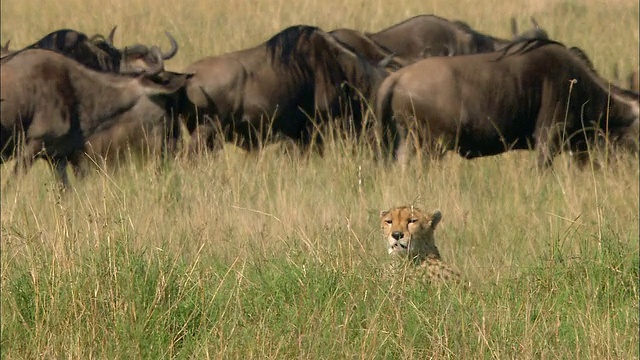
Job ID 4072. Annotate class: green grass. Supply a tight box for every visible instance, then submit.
[2,211,637,358]
[1,0,639,358]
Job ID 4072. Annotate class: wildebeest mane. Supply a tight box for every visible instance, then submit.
[372,14,451,33]
[90,36,122,71]
[1,29,89,61]
[265,25,353,89]
[566,47,640,98]
[29,29,89,51]
[495,38,565,60]
[0,28,120,71]
[568,46,597,73]
[497,39,640,98]
[266,25,319,67]
[451,20,478,35]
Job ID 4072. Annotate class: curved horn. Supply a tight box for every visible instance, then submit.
[161,31,178,60]
[107,26,117,45]
[510,17,518,36]
[378,53,395,68]
[1,39,9,51]
[530,17,540,29]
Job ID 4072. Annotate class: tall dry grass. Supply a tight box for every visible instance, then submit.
[1,0,639,358]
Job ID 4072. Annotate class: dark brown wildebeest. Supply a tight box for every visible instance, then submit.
[366,15,548,62]
[1,27,179,74]
[1,48,191,188]
[179,25,390,154]
[375,39,639,167]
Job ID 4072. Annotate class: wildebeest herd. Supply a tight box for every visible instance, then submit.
[1,15,639,189]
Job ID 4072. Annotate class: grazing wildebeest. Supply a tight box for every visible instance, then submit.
[375,39,640,167]
[366,15,548,61]
[1,48,191,188]
[1,27,179,74]
[179,25,390,154]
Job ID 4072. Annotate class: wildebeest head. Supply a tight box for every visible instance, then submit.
[116,30,179,74]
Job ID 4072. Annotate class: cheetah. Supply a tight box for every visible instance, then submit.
[380,205,460,283]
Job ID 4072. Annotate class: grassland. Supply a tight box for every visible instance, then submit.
[1,0,639,358]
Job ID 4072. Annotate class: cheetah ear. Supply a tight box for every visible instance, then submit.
[380,210,390,218]
[428,210,442,229]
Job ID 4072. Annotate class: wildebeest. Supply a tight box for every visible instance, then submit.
[366,15,548,62]
[1,48,191,188]
[1,27,179,74]
[179,25,390,154]
[375,39,639,167]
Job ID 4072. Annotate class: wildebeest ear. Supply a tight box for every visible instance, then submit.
[428,210,442,229]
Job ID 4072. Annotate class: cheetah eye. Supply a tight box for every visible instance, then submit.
[408,218,418,224]
[384,219,392,225]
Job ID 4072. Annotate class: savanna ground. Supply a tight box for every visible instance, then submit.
[1,0,639,358]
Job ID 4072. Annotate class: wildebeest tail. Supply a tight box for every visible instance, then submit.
[374,76,400,159]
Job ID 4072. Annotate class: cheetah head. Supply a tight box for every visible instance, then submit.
[380,206,442,259]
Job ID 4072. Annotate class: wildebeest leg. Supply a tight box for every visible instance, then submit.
[232,120,262,152]
[534,125,562,169]
[571,151,601,170]
[187,115,225,156]
[13,139,43,178]
[68,151,90,180]
[299,127,324,157]
[52,157,71,191]
[392,122,411,167]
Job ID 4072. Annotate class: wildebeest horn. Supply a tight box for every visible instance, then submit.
[378,53,395,68]
[530,17,540,29]
[161,31,178,60]
[2,39,10,51]
[510,18,518,36]
[107,26,117,44]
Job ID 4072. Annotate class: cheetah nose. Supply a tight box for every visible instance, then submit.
[391,231,404,240]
